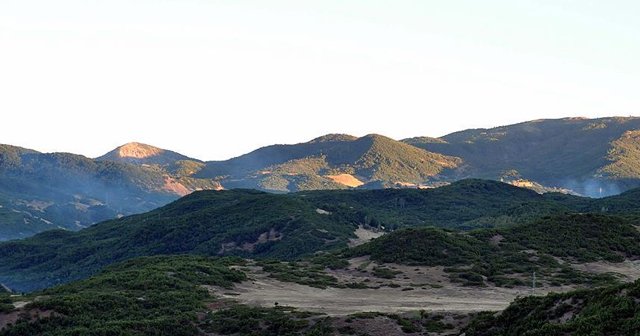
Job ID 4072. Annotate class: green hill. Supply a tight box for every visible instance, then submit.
[197,134,461,192]
[0,179,581,292]
[0,255,248,336]
[2,239,639,335]
[4,179,640,292]
[0,189,357,292]
[343,213,640,287]
[0,255,348,336]
[465,278,640,335]
[302,178,605,230]
[405,117,640,196]
[352,213,640,266]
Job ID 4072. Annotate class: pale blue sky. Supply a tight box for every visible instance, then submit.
[1,1,639,160]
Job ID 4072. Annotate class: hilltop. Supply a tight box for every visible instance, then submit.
[405,117,640,196]
[97,142,195,166]
[4,116,640,240]
[196,133,460,191]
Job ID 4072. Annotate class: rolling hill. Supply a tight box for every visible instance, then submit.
[2,179,639,292]
[465,278,640,335]
[340,213,640,287]
[195,133,461,191]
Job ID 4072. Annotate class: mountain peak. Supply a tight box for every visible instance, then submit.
[115,142,164,159]
[308,134,358,143]
[98,142,197,166]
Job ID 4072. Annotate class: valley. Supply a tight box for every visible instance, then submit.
[2,251,639,335]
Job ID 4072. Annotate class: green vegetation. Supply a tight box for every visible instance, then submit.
[600,130,640,179]
[346,214,638,287]
[465,278,640,335]
[6,179,640,292]
[201,305,331,335]
[0,255,246,336]
[371,266,402,279]
[258,260,339,289]
[0,255,337,336]
[0,142,225,241]
[0,293,12,314]
[0,147,179,241]
[348,227,483,266]
[405,117,640,196]
[7,117,640,241]
[254,213,634,289]
[302,179,578,230]
[487,213,640,263]
[0,189,358,292]
[197,133,461,192]
[345,311,459,334]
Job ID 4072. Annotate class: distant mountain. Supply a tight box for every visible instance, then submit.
[4,116,640,241]
[0,144,221,241]
[97,142,195,166]
[192,117,640,195]
[196,133,461,191]
[405,117,640,196]
[1,179,636,292]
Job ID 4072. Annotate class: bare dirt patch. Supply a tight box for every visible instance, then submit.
[572,260,640,281]
[218,263,571,316]
[117,142,163,159]
[0,309,54,331]
[326,174,364,188]
[218,229,283,254]
[348,226,385,247]
[12,301,29,309]
[315,208,331,215]
[333,316,407,336]
[489,234,505,246]
[161,176,191,196]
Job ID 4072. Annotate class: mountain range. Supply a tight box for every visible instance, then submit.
[2,116,640,241]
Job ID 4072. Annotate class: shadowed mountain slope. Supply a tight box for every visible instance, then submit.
[0,144,221,241]
[405,117,640,196]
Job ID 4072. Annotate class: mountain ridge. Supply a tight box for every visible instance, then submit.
[3,116,640,241]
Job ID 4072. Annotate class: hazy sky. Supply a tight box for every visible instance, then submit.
[2,1,639,160]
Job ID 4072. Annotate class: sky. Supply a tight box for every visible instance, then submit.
[1,0,639,160]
